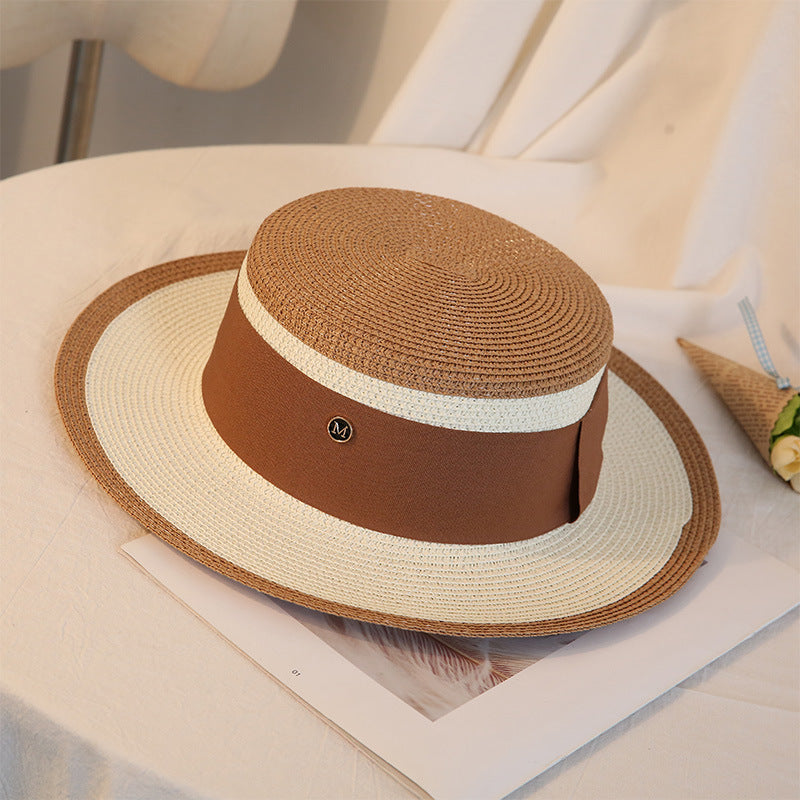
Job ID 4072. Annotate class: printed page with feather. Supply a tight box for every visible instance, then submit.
[123,530,798,800]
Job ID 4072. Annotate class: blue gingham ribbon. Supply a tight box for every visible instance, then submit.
[737,297,793,390]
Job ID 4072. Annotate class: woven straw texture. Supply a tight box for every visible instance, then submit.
[246,188,613,399]
[56,254,720,636]
[678,338,796,462]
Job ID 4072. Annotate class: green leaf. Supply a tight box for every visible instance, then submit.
[770,393,800,448]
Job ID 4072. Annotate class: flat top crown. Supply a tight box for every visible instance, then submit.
[246,187,613,398]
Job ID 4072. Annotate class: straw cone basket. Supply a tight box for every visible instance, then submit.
[677,338,795,462]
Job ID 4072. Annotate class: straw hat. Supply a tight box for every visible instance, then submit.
[55,188,719,636]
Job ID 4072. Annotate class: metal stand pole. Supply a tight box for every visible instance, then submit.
[56,40,105,163]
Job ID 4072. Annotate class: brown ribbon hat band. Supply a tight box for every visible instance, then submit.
[202,283,609,545]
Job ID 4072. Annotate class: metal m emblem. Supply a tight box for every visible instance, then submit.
[327,417,353,442]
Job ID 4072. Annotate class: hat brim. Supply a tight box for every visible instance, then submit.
[55,252,720,636]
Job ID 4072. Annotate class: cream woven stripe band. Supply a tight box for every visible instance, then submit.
[236,259,606,433]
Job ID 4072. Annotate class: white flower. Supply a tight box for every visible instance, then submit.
[790,474,800,494]
[770,435,800,487]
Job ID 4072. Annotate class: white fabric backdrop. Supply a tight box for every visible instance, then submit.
[0,0,297,89]
[1,0,798,797]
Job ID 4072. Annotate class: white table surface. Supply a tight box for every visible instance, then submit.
[1,145,798,800]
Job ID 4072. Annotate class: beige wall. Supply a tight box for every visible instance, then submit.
[0,0,445,179]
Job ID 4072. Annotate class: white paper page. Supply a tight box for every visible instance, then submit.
[123,531,798,800]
